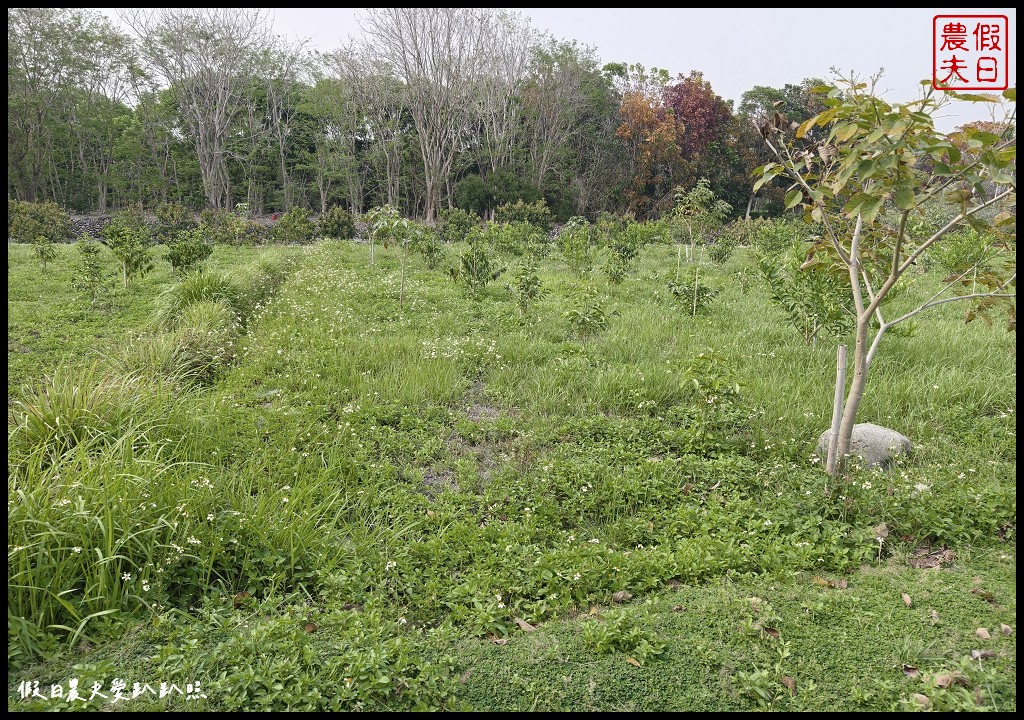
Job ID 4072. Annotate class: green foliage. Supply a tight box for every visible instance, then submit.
[557,217,597,276]
[757,239,853,344]
[509,259,544,315]
[154,202,197,244]
[317,206,356,240]
[448,237,504,295]
[582,607,666,664]
[200,209,262,246]
[166,227,214,275]
[32,235,58,269]
[454,174,494,217]
[272,208,316,245]
[667,268,718,315]
[563,285,617,338]
[8,199,71,245]
[129,301,239,385]
[931,226,1004,276]
[669,178,732,246]
[706,227,737,264]
[102,207,153,288]
[71,234,109,308]
[154,272,243,330]
[436,207,481,244]
[474,221,545,257]
[494,199,553,231]
[409,222,445,269]
[749,218,806,256]
[601,220,647,282]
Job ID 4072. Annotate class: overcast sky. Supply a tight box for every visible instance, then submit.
[101,7,1016,132]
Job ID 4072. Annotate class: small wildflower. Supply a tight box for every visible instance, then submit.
[122,572,132,581]
[142,582,151,592]
[589,538,600,544]
[72,546,83,554]
[385,561,397,571]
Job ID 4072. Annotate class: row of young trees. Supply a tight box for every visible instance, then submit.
[8,7,826,220]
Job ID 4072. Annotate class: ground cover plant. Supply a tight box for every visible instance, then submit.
[7,222,1015,711]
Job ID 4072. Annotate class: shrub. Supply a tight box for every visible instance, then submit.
[9,199,71,245]
[71,234,109,308]
[200,208,252,246]
[448,237,504,295]
[706,227,737,264]
[667,268,719,315]
[454,174,494,217]
[154,202,197,244]
[317,206,355,240]
[101,207,153,288]
[563,285,617,339]
[510,259,544,315]
[166,227,213,274]
[756,239,853,344]
[480,221,545,257]
[931,226,1003,276]
[750,218,805,256]
[32,235,58,269]
[557,217,597,276]
[271,208,315,244]
[436,207,480,244]
[494,198,553,231]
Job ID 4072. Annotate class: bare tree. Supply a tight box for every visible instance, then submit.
[359,8,493,221]
[475,13,532,176]
[523,39,589,189]
[122,8,275,209]
[264,39,308,211]
[327,48,407,209]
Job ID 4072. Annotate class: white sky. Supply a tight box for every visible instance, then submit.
[100,7,1017,133]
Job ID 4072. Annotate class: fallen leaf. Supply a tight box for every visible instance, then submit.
[902,593,913,608]
[834,579,848,589]
[611,590,633,603]
[910,693,932,710]
[588,606,600,616]
[625,657,643,668]
[303,622,317,633]
[232,591,252,608]
[930,610,940,622]
[941,549,955,564]
[458,669,472,684]
[813,576,831,587]
[974,688,985,706]
[933,672,952,688]
[970,649,995,660]
[490,637,509,646]
[709,480,721,490]
[681,483,694,495]
[975,628,991,640]
[666,579,682,589]
[341,603,363,612]
[514,617,536,632]
[763,627,780,640]
[902,664,919,679]
[672,605,686,613]
[1000,623,1013,636]
[873,522,889,541]
[426,509,436,517]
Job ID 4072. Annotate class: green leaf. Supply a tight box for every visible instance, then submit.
[893,187,916,210]
[1002,88,1016,102]
[948,91,1001,103]
[784,189,804,209]
[860,195,885,223]
[833,123,859,142]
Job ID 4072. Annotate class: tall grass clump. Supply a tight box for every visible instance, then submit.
[154,271,244,330]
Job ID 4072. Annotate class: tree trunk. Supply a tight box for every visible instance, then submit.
[835,316,870,466]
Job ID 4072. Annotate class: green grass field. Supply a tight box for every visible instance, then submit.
[7,237,1015,711]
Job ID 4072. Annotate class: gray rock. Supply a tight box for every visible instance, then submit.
[815,422,912,470]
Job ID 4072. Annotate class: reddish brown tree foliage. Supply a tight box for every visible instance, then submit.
[615,89,684,217]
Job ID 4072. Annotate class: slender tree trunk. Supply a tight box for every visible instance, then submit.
[835,316,870,464]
